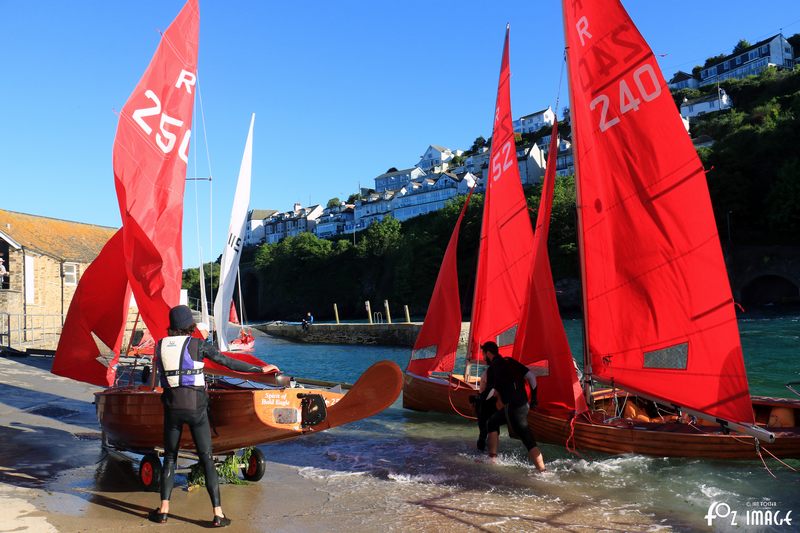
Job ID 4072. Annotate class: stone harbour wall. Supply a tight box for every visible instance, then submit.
[256,322,471,348]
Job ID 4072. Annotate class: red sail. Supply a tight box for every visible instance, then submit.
[229,301,240,325]
[468,26,534,362]
[113,0,199,341]
[512,120,586,414]
[52,230,131,387]
[563,1,752,423]
[407,190,473,376]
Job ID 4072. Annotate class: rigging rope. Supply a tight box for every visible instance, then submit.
[197,76,215,318]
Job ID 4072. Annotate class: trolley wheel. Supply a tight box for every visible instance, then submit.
[242,448,266,482]
[139,454,162,492]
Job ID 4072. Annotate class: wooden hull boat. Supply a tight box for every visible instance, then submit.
[404,372,800,459]
[402,372,476,416]
[530,395,800,460]
[98,360,403,455]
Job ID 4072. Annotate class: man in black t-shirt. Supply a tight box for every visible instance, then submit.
[479,341,545,472]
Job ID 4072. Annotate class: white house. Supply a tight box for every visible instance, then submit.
[314,204,355,239]
[262,203,323,244]
[374,167,426,193]
[680,89,732,119]
[244,209,278,246]
[465,147,490,178]
[512,107,555,134]
[390,173,462,222]
[416,145,454,172]
[354,190,395,229]
[668,71,699,90]
[699,34,794,87]
[518,143,546,186]
[555,147,574,177]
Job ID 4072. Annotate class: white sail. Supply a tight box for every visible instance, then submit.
[213,113,255,351]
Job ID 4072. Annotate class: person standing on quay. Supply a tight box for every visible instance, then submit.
[478,341,546,472]
[149,305,276,527]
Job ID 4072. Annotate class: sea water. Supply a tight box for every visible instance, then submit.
[252,316,800,531]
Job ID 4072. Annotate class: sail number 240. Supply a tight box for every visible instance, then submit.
[589,64,661,133]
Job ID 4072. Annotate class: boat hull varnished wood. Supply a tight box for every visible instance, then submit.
[402,372,477,416]
[529,396,800,459]
[98,360,403,454]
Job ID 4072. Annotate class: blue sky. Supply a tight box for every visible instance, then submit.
[1,1,799,267]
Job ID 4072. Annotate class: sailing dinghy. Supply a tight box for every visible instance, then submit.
[519,0,800,459]
[53,0,402,489]
[403,26,537,415]
[405,8,800,460]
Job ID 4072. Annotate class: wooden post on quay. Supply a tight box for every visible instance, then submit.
[404,305,411,323]
[365,300,373,324]
[384,300,392,324]
[333,303,340,324]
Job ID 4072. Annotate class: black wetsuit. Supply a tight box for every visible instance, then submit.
[155,337,260,506]
[484,355,538,451]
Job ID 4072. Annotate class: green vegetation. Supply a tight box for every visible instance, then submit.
[692,67,800,240]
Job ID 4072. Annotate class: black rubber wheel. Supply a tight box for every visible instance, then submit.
[241,448,266,482]
[139,454,162,492]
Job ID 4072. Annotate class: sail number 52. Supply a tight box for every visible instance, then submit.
[132,89,191,163]
[491,141,514,181]
[590,64,661,133]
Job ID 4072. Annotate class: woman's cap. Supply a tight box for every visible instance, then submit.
[168,305,195,330]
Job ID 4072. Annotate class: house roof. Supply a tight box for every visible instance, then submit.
[705,34,781,71]
[669,70,695,83]
[518,107,552,121]
[429,144,450,153]
[250,209,278,220]
[0,208,116,263]
[375,167,416,179]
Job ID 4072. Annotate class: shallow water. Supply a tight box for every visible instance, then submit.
[253,315,800,531]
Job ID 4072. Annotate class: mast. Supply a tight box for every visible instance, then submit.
[560,0,593,405]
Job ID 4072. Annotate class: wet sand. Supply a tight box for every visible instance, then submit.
[0,355,664,532]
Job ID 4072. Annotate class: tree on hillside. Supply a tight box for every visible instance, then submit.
[788,33,800,56]
[327,197,341,209]
[347,192,362,204]
[386,167,399,173]
[703,53,728,68]
[471,136,487,151]
[733,39,751,54]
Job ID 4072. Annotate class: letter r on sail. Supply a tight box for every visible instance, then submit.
[576,17,592,46]
[176,70,197,93]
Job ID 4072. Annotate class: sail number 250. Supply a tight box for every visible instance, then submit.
[590,63,661,133]
[132,89,191,163]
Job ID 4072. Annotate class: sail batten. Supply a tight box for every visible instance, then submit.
[563,0,753,424]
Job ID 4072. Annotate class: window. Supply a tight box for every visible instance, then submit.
[63,263,78,285]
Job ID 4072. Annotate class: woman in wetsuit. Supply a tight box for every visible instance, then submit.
[149,305,275,527]
[478,341,546,472]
